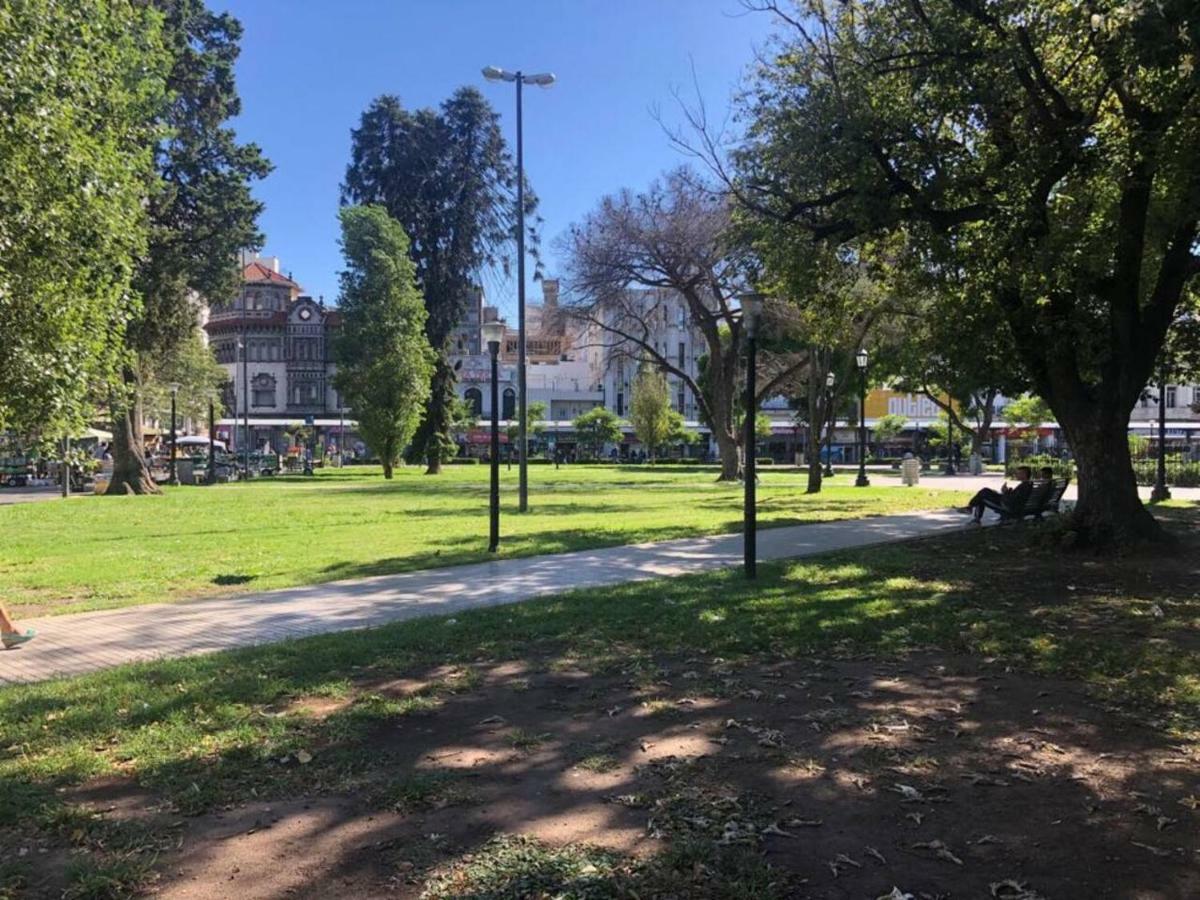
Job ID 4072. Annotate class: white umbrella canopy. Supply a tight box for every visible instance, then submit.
[176,435,227,450]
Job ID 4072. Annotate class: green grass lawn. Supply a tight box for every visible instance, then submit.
[0,464,966,616]
[1,503,1195,898]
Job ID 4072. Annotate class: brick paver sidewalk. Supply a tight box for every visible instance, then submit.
[1,510,969,685]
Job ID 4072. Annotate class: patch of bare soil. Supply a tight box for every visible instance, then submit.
[53,651,1186,899]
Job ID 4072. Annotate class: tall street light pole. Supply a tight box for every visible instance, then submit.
[207,391,217,485]
[824,371,836,478]
[483,65,555,513]
[740,293,763,579]
[483,321,506,552]
[237,336,249,480]
[167,382,181,486]
[855,349,870,487]
[1151,371,1171,502]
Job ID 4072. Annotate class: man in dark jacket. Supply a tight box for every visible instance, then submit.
[964,466,1035,523]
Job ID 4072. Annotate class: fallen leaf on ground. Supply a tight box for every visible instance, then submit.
[913,839,963,865]
[1130,840,1174,857]
[865,845,887,864]
[990,880,1046,899]
[891,783,924,802]
[877,889,915,900]
[295,750,313,765]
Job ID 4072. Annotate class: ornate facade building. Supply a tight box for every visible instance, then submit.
[205,257,349,454]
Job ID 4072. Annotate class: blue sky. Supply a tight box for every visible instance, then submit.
[215,0,776,314]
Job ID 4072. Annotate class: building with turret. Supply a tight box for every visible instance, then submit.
[205,256,351,456]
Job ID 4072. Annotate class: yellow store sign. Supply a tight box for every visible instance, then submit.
[864,390,953,420]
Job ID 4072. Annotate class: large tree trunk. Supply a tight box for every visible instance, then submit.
[105,368,160,496]
[1059,405,1160,545]
[411,358,454,475]
[713,427,740,481]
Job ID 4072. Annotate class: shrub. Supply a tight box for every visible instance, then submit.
[1005,455,1075,480]
[755,457,775,466]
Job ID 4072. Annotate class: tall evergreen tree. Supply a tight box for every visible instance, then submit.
[333,206,434,479]
[107,0,270,494]
[0,0,166,444]
[342,88,531,474]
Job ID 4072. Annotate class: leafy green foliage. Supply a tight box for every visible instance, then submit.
[343,89,530,472]
[737,0,1200,539]
[333,206,435,478]
[873,413,908,445]
[571,407,624,459]
[629,367,673,459]
[507,400,547,445]
[0,0,167,442]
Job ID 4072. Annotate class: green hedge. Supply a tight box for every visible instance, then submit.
[445,458,481,465]
[1132,458,1200,487]
[1005,455,1075,479]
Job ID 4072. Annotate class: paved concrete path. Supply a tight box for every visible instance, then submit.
[0,509,974,685]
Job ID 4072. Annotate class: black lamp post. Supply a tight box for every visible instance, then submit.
[207,390,217,485]
[943,405,957,476]
[483,320,506,552]
[1151,372,1171,502]
[741,293,763,579]
[483,65,555,513]
[237,336,249,480]
[855,349,870,487]
[167,382,181,486]
[823,371,836,478]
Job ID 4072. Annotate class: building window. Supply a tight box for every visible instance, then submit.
[1166,386,1177,408]
[677,387,686,413]
[464,388,483,416]
[678,342,685,368]
[252,374,275,408]
[502,388,516,419]
[616,391,624,416]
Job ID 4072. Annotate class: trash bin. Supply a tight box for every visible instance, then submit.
[900,455,920,486]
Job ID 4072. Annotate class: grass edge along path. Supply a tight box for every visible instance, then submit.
[0,465,969,616]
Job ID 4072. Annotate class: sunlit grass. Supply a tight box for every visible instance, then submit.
[0,463,966,615]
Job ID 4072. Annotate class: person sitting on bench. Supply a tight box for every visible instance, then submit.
[964,465,1034,523]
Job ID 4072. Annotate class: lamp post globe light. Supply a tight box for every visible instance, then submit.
[854,349,870,487]
[1150,372,1171,502]
[740,293,763,579]
[167,382,182,486]
[823,370,836,478]
[482,320,507,552]
[482,65,555,514]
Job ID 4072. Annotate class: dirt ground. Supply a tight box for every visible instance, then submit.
[16,647,1195,899]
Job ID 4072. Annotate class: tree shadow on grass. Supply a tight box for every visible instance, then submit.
[5,516,1200,896]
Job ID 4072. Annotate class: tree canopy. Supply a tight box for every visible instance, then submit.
[734,0,1200,543]
[0,0,167,443]
[333,206,435,479]
[342,88,532,474]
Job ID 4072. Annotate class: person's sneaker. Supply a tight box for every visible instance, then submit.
[966,518,982,527]
[2,628,35,649]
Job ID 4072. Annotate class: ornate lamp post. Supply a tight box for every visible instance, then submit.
[1150,371,1172,502]
[483,65,555,513]
[482,320,506,552]
[740,293,763,579]
[167,382,181,486]
[855,349,870,487]
[237,336,249,480]
[824,371,836,478]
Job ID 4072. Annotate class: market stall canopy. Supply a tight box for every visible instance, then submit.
[176,435,227,450]
[78,428,112,441]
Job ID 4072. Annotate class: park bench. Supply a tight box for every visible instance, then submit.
[1002,477,1070,522]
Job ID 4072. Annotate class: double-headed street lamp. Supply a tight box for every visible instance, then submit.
[1150,371,1172,503]
[855,349,870,487]
[741,293,763,579]
[482,65,555,514]
[167,382,181,486]
[482,320,507,552]
[823,371,836,478]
